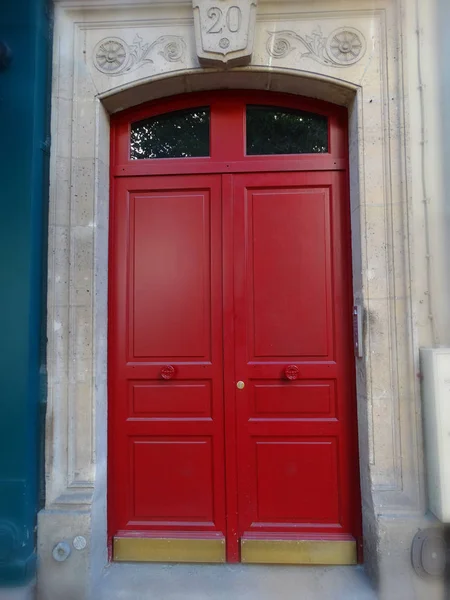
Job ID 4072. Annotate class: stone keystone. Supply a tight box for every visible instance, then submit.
[193,0,258,67]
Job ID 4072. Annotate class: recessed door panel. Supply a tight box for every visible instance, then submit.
[250,188,331,358]
[130,381,212,418]
[131,438,214,522]
[132,192,211,360]
[251,380,336,418]
[254,438,340,523]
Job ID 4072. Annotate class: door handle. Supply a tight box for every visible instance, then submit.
[160,365,176,380]
[284,365,299,380]
[236,381,245,390]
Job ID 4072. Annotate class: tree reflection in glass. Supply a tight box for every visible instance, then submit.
[130,107,210,159]
[246,106,328,155]
[129,104,328,160]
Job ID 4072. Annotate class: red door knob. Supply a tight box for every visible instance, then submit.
[160,365,176,380]
[285,365,299,380]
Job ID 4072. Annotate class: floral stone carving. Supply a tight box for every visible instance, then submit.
[93,34,186,75]
[267,26,366,67]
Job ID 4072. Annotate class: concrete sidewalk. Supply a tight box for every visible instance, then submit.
[95,563,377,600]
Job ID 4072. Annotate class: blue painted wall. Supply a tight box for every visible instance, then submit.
[0,0,51,585]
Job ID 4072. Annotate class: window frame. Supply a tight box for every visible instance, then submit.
[112,90,348,177]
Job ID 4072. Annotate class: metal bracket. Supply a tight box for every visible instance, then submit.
[353,305,363,358]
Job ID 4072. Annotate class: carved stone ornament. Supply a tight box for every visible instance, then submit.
[193,0,258,67]
[93,34,186,76]
[267,26,366,67]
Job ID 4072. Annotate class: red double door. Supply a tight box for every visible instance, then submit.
[109,93,360,564]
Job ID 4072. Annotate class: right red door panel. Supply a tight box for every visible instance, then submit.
[232,172,357,541]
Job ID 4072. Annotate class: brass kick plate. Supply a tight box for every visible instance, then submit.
[113,536,226,563]
[241,538,357,565]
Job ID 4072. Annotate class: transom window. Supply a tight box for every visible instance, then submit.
[128,101,330,160]
[246,106,329,155]
[130,107,210,160]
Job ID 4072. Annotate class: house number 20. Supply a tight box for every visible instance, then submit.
[207,6,242,34]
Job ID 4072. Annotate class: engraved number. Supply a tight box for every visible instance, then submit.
[207,6,242,35]
[227,6,242,33]
[207,7,223,34]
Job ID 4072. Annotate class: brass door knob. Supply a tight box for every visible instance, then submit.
[236,381,245,390]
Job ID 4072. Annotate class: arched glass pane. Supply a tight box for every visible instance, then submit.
[130,107,210,159]
[246,106,328,155]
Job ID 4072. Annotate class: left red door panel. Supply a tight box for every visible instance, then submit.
[108,175,226,542]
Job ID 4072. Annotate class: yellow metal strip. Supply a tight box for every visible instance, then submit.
[113,537,226,563]
[241,539,357,565]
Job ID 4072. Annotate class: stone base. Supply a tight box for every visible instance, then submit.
[36,505,446,600]
[370,513,445,600]
[36,509,92,600]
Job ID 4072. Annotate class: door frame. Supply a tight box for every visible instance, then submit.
[108,90,361,563]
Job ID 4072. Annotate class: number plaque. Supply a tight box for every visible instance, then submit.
[193,0,258,67]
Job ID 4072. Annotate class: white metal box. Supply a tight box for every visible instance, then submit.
[420,348,450,522]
